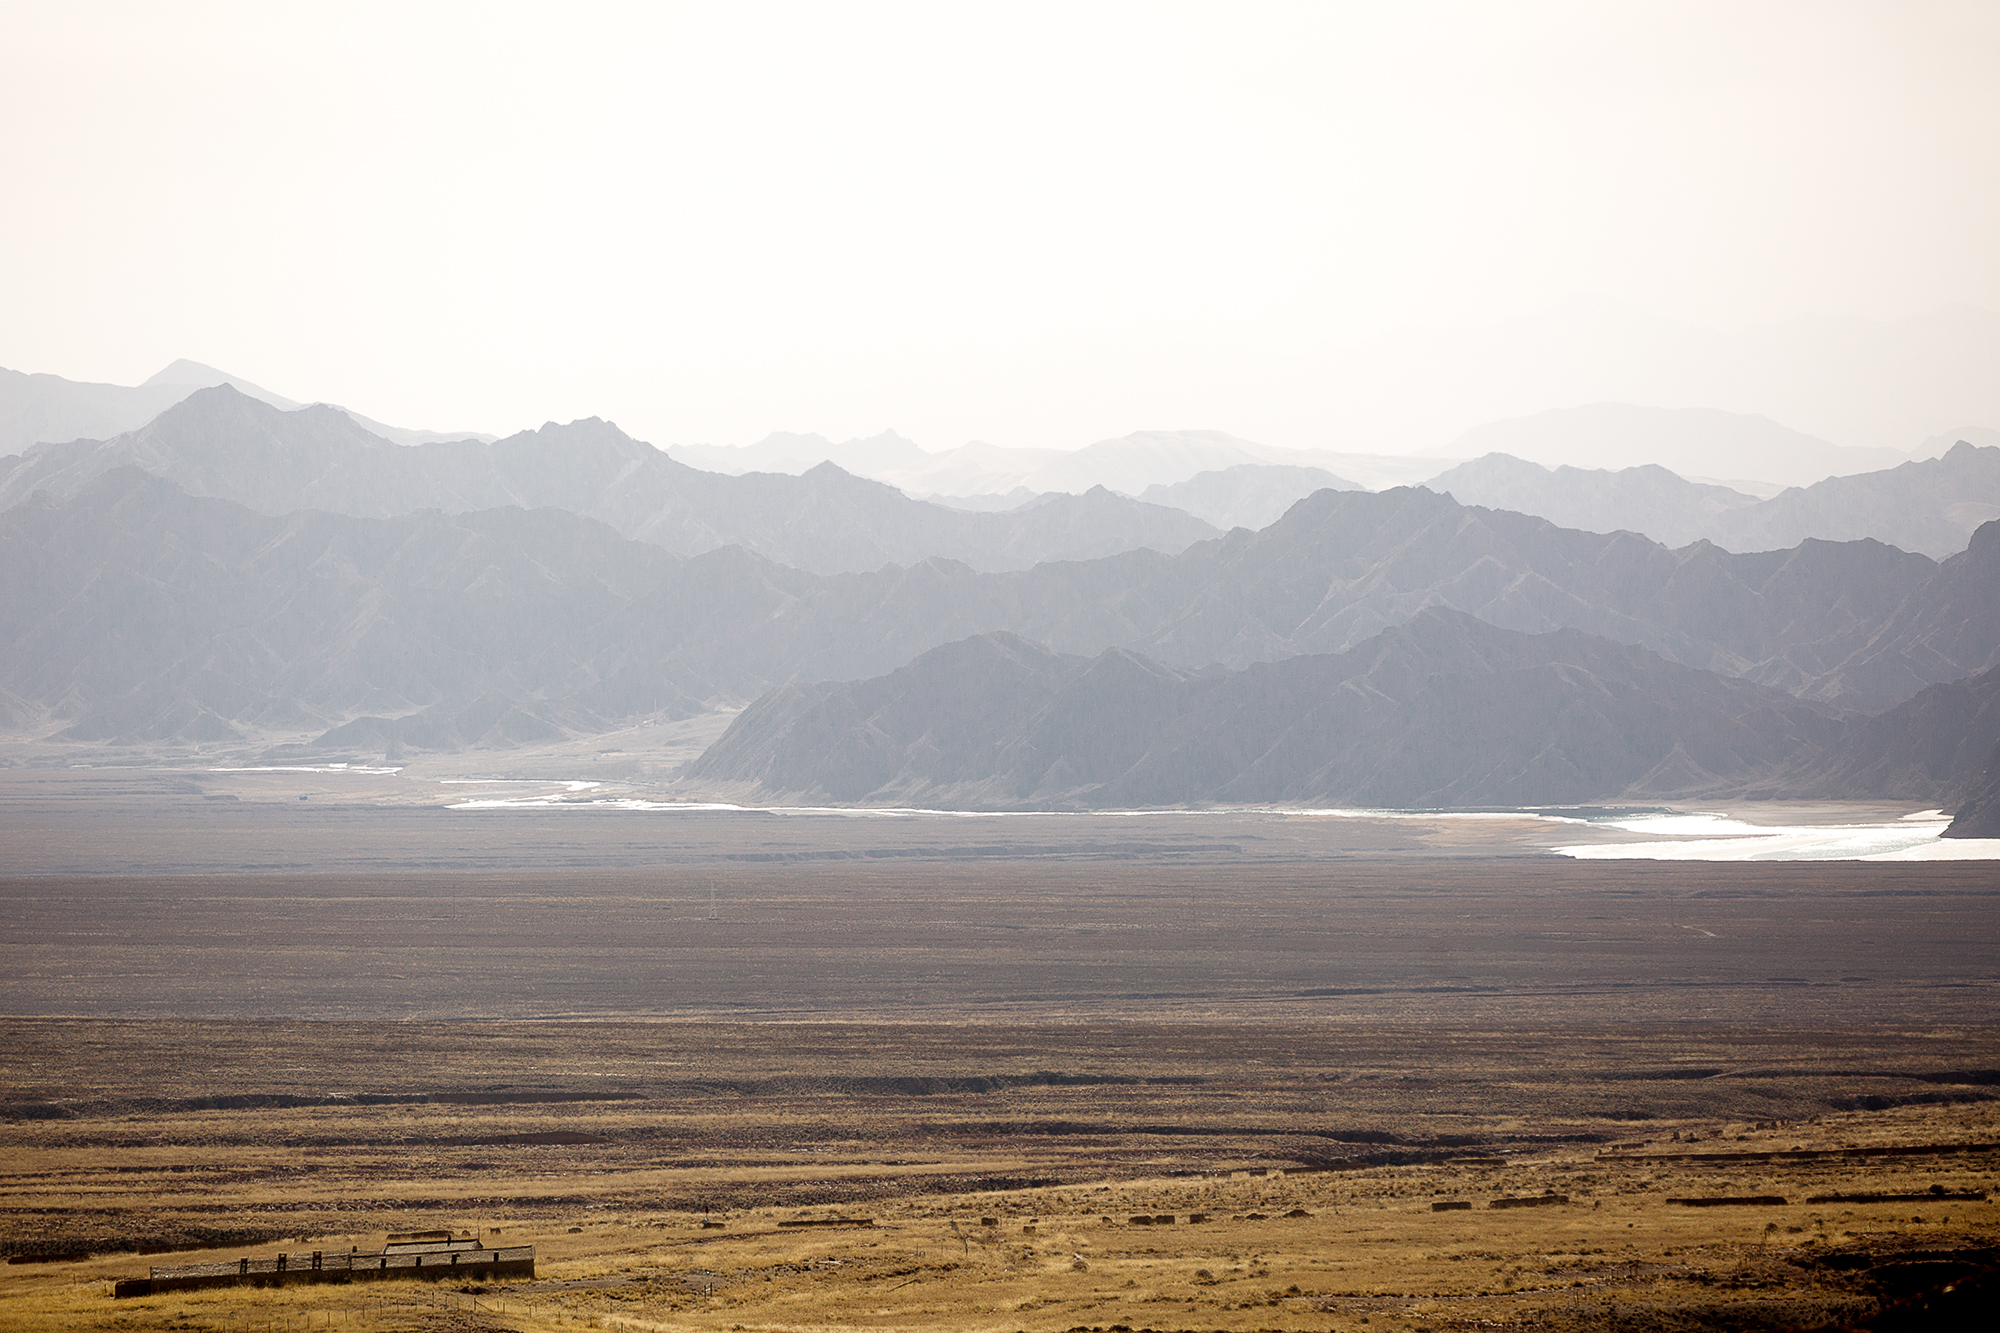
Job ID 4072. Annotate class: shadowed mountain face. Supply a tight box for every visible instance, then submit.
[684,610,1848,808]
[0,387,1218,575]
[1787,662,2000,809]
[1945,741,2000,837]
[1427,442,2000,560]
[1773,656,2000,837]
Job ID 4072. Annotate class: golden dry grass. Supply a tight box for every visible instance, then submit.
[3,1021,1997,1330]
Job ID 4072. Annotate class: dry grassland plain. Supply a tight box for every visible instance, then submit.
[1,769,1996,1330]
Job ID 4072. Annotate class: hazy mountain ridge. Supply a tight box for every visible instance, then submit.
[0,469,706,744]
[623,486,1997,722]
[1427,441,2000,559]
[1444,403,1907,489]
[1915,424,2000,458]
[1714,441,2000,558]
[0,359,493,453]
[666,429,930,477]
[0,367,192,458]
[6,469,1998,765]
[948,485,1965,709]
[674,427,1453,497]
[0,387,1220,575]
[0,387,412,516]
[683,610,1849,808]
[1138,464,1363,531]
[1424,455,1761,549]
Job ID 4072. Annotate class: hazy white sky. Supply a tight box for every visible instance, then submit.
[4,1,1997,452]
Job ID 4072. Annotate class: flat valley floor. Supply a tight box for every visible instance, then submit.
[1,769,1996,1329]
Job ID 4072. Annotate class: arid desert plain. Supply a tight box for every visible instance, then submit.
[3,767,1996,1331]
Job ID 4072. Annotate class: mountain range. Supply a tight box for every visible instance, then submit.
[1424,455,1761,550]
[690,616,2000,818]
[683,610,1850,808]
[1786,661,2000,816]
[3,380,1998,824]
[1429,442,2000,559]
[0,359,493,453]
[1138,464,1361,531]
[15,363,1991,565]
[667,405,1967,503]
[0,469,698,743]
[665,429,932,478]
[672,428,1452,497]
[8,464,1998,760]
[1441,403,1908,490]
[623,408,2000,560]
[0,386,1218,575]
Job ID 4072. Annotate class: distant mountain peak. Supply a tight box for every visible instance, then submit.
[157,382,385,439]
[138,360,301,413]
[142,359,240,387]
[0,362,496,455]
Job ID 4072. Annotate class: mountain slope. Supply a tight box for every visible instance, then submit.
[8,469,1997,750]
[1783,662,2000,805]
[0,471,1227,747]
[0,386,412,515]
[684,610,1847,808]
[1424,444,2000,559]
[1816,517,2000,704]
[673,486,1994,713]
[1774,658,2000,835]
[0,469,711,744]
[1445,403,1905,489]
[666,429,930,476]
[0,367,190,457]
[1424,454,1760,548]
[1944,741,2000,837]
[141,359,493,447]
[0,387,1220,574]
[1139,463,1362,531]
[1712,441,2000,558]
[868,430,1452,497]
[0,360,491,454]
